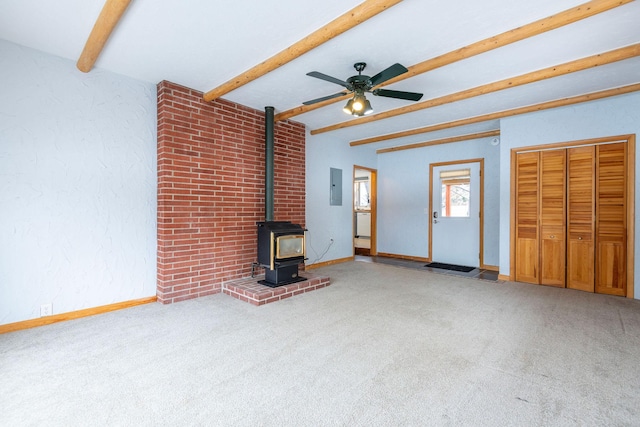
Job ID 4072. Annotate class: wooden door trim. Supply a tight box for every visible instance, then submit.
[428,158,485,266]
[509,134,635,298]
[509,151,517,280]
[627,135,635,299]
[353,165,377,256]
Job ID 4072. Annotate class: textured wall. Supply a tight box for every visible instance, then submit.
[499,92,640,298]
[0,41,158,324]
[157,81,305,304]
[305,134,378,266]
[376,138,500,265]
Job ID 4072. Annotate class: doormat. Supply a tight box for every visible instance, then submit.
[425,262,475,273]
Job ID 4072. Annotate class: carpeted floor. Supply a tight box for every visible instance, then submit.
[1,261,639,426]
[356,255,499,281]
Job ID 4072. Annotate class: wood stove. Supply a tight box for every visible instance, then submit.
[257,221,306,287]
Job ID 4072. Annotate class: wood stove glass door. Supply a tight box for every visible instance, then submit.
[430,161,481,267]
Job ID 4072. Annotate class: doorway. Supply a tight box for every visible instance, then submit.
[353,166,377,256]
[429,159,484,267]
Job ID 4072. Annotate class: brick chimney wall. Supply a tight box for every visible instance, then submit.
[157,81,306,304]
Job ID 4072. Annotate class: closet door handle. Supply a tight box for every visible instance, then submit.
[578,236,582,240]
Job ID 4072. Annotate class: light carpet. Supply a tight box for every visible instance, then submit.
[1,261,639,426]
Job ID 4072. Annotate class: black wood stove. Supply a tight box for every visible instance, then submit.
[257,108,307,287]
[257,221,306,287]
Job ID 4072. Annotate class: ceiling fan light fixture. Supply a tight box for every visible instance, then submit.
[305,62,422,116]
[344,91,372,116]
[363,99,373,115]
[343,99,354,114]
[352,93,366,112]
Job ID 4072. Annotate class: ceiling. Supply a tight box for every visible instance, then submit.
[1,0,639,147]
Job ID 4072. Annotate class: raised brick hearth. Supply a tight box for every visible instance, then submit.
[223,272,330,306]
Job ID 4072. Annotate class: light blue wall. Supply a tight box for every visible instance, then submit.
[306,129,500,267]
[499,92,640,299]
[0,40,158,324]
[377,138,500,265]
[306,92,640,300]
[306,131,377,265]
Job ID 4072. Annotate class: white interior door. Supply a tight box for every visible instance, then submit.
[431,162,480,267]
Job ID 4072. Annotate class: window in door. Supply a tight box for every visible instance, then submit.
[354,179,370,209]
[440,168,470,217]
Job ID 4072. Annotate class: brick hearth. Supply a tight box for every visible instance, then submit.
[223,271,330,306]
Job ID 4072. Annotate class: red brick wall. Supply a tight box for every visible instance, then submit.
[157,81,306,304]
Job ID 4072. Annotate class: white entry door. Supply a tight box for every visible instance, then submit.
[431,161,480,267]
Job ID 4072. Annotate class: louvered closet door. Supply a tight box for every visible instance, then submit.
[515,152,539,284]
[567,146,595,292]
[596,142,627,296]
[539,150,566,287]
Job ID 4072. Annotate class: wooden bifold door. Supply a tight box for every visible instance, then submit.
[514,142,627,296]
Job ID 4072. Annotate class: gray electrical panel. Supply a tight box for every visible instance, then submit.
[330,167,342,206]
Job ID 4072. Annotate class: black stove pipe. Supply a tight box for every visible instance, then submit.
[265,106,275,222]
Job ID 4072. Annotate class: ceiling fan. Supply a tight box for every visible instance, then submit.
[303,62,423,116]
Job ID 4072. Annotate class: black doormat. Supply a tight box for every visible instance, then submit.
[425,262,475,273]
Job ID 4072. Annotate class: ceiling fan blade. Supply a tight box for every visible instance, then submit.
[372,88,423,101]
[368,63,409,87]
[303,91,349,105]
[307,71,352,89]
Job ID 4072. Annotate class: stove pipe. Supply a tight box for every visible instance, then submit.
[265,106,274,221]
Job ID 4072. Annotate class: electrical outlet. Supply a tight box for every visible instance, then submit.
[40,303,52,317]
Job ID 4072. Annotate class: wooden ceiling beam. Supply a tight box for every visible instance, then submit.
[350,83,640,146]
[312,43,640,135]
[275,94,351,121]
[376,130,501,154]
[77,0,132,73]
[381,0,634,87]
[275,0,632,121]
[203,0,403,103]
